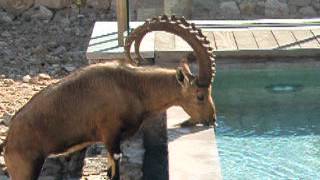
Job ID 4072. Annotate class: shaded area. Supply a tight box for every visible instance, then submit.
[142,112,169,180]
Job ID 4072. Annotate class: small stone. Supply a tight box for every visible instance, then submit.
[35,0,71,9]
[289,0,311,7]
[86,0,112,9]
[22,75,32,83]
[0,74,5,79]
[23,5,53,21]
[46,55,61,64]
[0,11,13,23]
[1,31,10,37]
[239,0,256,16]
[265,0,289,18]
[52,64,60,68]
[0,41,8,47]
[32,86,42,91]
[63,65,76,72]
[312,0,320,9]
[219,1,241,19]
[255,1,265,16]
[3,79,14,85]
[0,0,33,15]
[38,73,51,80]
[32,45,48,56]
[289,4,298,15]
[64,27,71,33]
[2,111,13,126]
[299,6,317,17]
[51,46,66,56]
[74,28,81,36]
[47,41,59,49]
[3,49,14,57]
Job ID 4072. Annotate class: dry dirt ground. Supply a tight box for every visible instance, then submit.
[0,5,117,179]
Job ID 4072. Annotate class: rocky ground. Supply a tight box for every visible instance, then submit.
[0,4,118,180]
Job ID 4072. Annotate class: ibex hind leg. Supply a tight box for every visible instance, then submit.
[5,152,45,180]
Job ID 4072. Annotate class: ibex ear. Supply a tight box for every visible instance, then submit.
[181,62,195,81]
[176,68,185,85]
[177,58,196,85]
[176,67,195,87]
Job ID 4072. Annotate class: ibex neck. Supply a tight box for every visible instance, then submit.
[140,70,181,114]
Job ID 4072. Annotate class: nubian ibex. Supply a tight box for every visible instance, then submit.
[3,15,216,180]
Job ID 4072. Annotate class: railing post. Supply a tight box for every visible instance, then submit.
[116,0,129,46]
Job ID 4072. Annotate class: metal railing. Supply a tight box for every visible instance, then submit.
[116,0,130,46]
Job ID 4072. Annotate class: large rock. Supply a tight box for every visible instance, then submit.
[0,10,13,23]
[239,0,256,16]
[0,0,34,15]
[164,0,193,19]
[299,6,317,17]
[192,0,219,19]
[220,1,240,19]
[255,0,265,16]
[23,5,53,21]
[219,1,240,19]
[288,4,298,16]
[137,8,162,21]
[312,0,320,9]
[265,0,289,18]
[35,0,70,9]
[86,0,112,9]
[288,0,311,7]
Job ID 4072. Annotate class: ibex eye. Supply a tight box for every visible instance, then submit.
[197,94,204,101]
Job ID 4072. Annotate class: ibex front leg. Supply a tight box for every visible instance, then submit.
[104,129,122,180]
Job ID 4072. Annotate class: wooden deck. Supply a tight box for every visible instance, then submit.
[155,26,320,58]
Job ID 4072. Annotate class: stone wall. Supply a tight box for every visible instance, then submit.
[192,0,320,19]
[0,0,111,16]
[2,0,319,20]
[133,0,320,20]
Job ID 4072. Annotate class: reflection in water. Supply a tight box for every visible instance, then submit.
[214,65,320,179]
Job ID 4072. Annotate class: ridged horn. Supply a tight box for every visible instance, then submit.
[124,15,216,87]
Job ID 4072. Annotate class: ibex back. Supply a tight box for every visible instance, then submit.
[4,15,217,180]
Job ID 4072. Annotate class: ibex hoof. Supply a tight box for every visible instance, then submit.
[107,168,120,180]
[107,167,112,178]
[113,153,122,160]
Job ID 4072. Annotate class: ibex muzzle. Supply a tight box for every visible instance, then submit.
[3,15,216,180]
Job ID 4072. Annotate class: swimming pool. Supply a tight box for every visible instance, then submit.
[214,59,320,179]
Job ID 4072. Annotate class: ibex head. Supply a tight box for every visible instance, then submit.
[175,59,216,126]
[125,15,217,126]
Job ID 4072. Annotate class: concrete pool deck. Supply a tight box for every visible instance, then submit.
[167,106,221,180]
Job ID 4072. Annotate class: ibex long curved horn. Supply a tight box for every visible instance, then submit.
[124,15,216,87]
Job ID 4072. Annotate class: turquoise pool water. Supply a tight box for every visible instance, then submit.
[214,61,320,179]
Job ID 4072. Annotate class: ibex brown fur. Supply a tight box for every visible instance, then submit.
[4,15,216,180]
